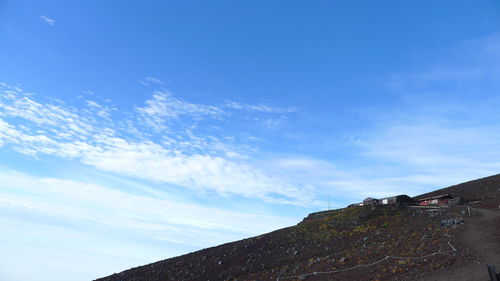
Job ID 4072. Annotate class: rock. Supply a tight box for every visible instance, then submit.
[287,248,299,255]
[298,274,308,280]
[441,217,465,227]
[421,234,431,240]
[279,266,287,274]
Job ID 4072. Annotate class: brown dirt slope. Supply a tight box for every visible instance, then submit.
[415,174,500,208]
[416,207,500,281]
[96,206,468,281]
[96,174,500,281]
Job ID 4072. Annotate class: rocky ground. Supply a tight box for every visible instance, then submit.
[96,206,478,281]
[96,175,500,281]
[415,173,500,209]
[416,207,500,281]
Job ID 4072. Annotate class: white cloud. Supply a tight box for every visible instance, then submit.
[0,89,93,138]
[77,139,310,203]
[85,100,100,108]
[225,100,297,114]
[265,112,500,204]
[356,113,500,177]
[136,90,224,130]
[0,83,313,206]
[0,170,300,281]
[326,34,500,200]
[85,100,114,119]
[0,170,298,246]
[327,123,500,200]
[0,118,21,146]
[262,117,286,129]
[3,75,499,209]
[40,16,55,26]
[139,77,165,86]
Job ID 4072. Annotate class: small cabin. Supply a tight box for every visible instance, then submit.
[379,195,416,206]
[418,194,452,206]
[354,195,415,207]
[363,197,379,205]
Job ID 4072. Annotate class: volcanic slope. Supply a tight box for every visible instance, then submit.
[96,174,500,281]
[96,207,468,281]
[415,173,500,209]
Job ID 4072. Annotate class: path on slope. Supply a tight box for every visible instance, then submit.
[418,207,500,281]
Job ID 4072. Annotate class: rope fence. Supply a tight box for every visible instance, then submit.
[276,234,457,281]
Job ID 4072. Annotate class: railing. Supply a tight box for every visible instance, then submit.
[276,234,456,281]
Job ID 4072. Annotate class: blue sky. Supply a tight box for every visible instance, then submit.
[1,1,500,280]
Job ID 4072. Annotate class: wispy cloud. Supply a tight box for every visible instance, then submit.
[0,81,307,279]
[84,100,115,119]
[257,33,500,205]
[225,100,297,114]
[325,33,500,200]
[262,101,500,205]
[0,169,298,281]
[385,32,500,97]
[136,91,224,131]
[0,170,296,245]
[40,16,55,26]
[4,31,500,212]
[139,77,165,86]
[0,83,312,206]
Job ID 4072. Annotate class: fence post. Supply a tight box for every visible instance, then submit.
[487,265,500,281]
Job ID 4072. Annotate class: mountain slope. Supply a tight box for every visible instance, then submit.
[96,207,465,281]
[96,174,500,281]
[415,174,500,208]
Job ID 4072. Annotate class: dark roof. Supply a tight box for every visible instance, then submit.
[379,194,412,200]
[417,194,450,201]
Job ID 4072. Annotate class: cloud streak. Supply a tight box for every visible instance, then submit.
[40,16,55,26]
[0,83,311,205]
[139,77,165,86]
[224,100,297,114]
[137,91,224,131]
[0,170,296,244]
[0,169,298,281]
[3,34,500,211]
